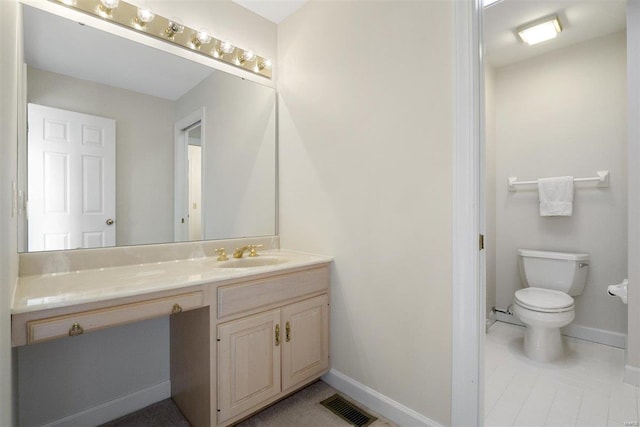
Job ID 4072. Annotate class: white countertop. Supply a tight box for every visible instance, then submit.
[12,250,332,315]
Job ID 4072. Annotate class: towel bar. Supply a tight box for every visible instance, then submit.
[508,171,609,192]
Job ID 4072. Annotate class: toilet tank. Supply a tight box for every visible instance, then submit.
[518,249,589,296]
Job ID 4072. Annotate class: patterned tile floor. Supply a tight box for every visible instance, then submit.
[485,321,637,427]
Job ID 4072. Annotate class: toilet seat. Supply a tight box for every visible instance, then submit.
[514,288,574,313]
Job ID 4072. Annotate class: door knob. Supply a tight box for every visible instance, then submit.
[106,218,114,225]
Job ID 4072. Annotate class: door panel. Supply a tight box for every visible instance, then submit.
[217,309,281,423]
[28,103,116,251]
[281,295,329,392]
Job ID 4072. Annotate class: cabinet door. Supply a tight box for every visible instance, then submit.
[281,294,329,392]
[218,309,281,423]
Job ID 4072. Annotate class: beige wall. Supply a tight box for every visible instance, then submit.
[494,32,627,336]
[278,1,453,424]
[26,67,175,247]
[0,0,19,425]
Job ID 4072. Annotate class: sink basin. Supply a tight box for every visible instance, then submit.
[216,256,289,268]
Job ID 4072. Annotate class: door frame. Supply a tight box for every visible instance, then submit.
[451,0,483,425]
[174,107,206,242]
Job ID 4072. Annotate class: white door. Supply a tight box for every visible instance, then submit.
[27,104,116,251]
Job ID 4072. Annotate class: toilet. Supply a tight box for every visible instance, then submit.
[513,249,589,362]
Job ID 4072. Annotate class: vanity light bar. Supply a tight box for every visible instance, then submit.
[50,0,272,79]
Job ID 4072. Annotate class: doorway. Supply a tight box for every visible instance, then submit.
[174,108,205,242]
[482,1,629,425]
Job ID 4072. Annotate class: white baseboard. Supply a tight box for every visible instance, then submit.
[494,312,524,327]
[485,317,496,333]
[562,323,626,349]
[625,365,640,386]
[495,313,626,348]
[322,369,444,427]
[45,381,171,427]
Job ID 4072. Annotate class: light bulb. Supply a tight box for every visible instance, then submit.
[239,49,256,63]
[99,0,119,10]
[136,7,155,24]
[258,59,272,70]
[220,40,235,54]
[195,29,212,46]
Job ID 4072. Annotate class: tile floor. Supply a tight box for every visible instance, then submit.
[485,321,638,427]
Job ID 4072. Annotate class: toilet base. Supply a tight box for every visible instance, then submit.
[513,303,574,363]
[523,325,563,362]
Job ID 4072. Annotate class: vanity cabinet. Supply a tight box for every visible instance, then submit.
[281,295,330,392]
[217,309,282,422]
[13,250,331,427]
[217,294,329,425]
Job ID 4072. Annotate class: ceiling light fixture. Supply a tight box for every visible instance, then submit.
[517,15,562,46]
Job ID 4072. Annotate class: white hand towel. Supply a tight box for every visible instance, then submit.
[538,176,574,216]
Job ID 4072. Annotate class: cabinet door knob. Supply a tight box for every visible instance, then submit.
[69,323,84,337]
[172,304,183,315]
[106,218,115,225]
[285,321,291,342]
[275,324,281,346]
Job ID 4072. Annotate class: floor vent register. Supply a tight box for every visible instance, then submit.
[320,394,378,427]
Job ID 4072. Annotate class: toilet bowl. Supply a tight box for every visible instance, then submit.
[513,249,589,362]
[513,288,575,362]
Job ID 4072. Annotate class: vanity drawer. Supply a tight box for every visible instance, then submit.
[27,291,204,344]
[218,267,329,318]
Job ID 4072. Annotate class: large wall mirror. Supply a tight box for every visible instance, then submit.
[19,4,277,253]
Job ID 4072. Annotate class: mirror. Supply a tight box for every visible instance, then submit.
[19,5,277,253]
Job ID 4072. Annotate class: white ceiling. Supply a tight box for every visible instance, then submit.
[231,0,307,24]
[24,6,215,101]
[484,0,626,68]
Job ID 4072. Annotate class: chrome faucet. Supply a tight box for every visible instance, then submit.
[233,244,263,258]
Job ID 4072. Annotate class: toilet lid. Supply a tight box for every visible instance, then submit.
[514,288,574,313]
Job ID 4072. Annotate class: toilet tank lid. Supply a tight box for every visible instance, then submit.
[518,249,589,262]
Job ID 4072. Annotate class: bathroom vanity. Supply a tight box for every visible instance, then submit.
[11,249,332,427]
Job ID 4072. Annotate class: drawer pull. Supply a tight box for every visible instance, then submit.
[68,323,84,337]
[275,324,281,346]
[286,321,291,342]
[172,304,183,315]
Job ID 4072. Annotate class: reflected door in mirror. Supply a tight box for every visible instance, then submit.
[188,124,203,241]
[27,104,116,251]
